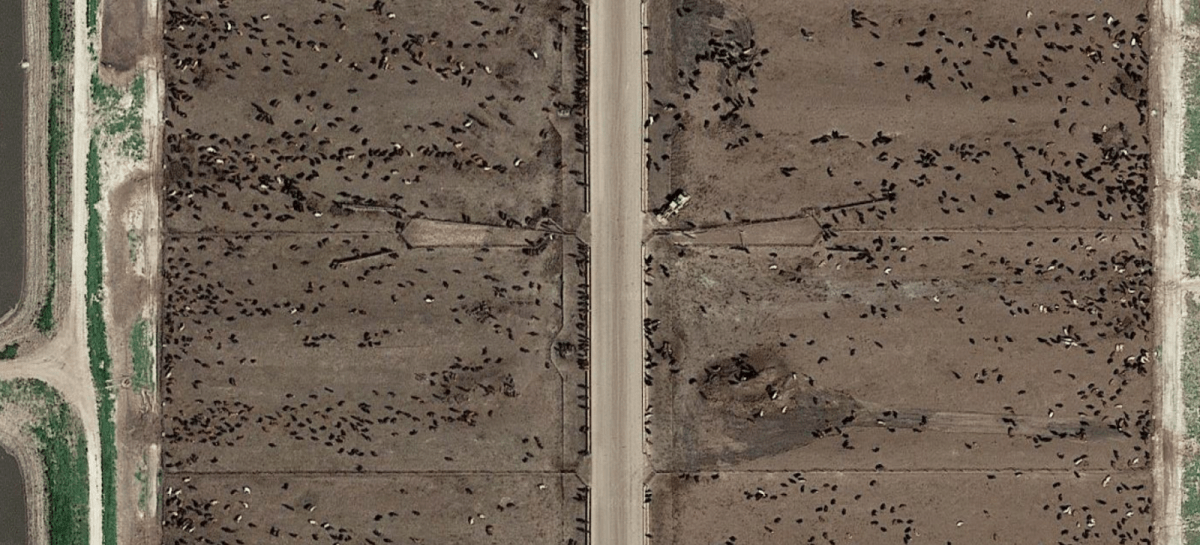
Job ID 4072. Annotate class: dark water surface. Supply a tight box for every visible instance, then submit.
[0,448,26,545]
[0,0,26,317]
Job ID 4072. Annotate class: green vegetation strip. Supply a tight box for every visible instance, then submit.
[133,454,149,513]
[85,135,116,545]
[86,0,97,33]
[1186,52,1200,179]
[126,230,140,264]
[48,0,63,63]
[91,74,146,160]
[1185,297,1200,440]
[0,379,89,545]
[1186,456,1200,544]
[129,319,152,392]
[38,0,72,333]
[1186,208,1200,278]
[1185,296,1200,542]
[38,80,59,333]
[0,343,17,360]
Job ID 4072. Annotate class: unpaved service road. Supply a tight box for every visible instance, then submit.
[1151,0,1185,541]
[588,0,645,541]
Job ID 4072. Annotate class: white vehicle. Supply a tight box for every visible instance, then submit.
[655,190,691,223]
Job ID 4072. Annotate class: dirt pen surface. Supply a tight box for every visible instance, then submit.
[161,236,567,472]
[647,235,1153,472]
[645,0,1154,542]
[650,471,1151,543]
[646,0,1150,231]
[163,0,585,234]
[162,473,584,543]
[161,0,588,541]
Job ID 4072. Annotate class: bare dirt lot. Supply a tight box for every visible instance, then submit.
[160,0,588,541]
[162,473,586,544]
[647,233,1153,472]
[646,0,1149,231]
[101,0,147,72]
[649,471,1151,543]
[161,235,568,472]
[645,0,1154,541]
[163,0,586,234]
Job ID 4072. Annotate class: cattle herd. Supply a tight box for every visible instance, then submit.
[157,0,1159,541]
[644,0,1155,543]
[159,0,589,542]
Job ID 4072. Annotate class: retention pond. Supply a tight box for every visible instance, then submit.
[0,0,26,317]
[0,447,27,545]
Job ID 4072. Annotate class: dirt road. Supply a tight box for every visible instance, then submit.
[1153,0,1186,540]
[588,0,645,540]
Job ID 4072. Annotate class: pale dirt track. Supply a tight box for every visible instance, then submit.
[588,0,646,540]
[1153,0,1186,541]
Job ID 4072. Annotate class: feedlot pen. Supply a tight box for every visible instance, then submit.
[643,0,1158,543]
[158,0,590,542]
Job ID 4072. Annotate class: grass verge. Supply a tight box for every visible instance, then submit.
[1186,208,1200,278]
[37,0,72,333]
[126,230,140,264]
[1186,456,1200,544]
[1183,296,1200,441]
[129,319,152,392]
[133,453,148,513]
[1186,52,1200,179]
[0,379,89,545]
[1185,295,1200,542]
[86,0,98,34]
[91,74,146,161]
[85,135,117,545]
